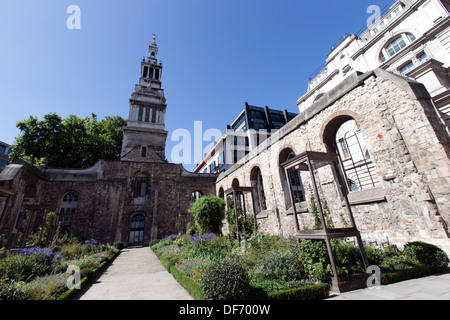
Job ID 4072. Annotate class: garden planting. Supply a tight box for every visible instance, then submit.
[0,237,121,300]
[152,196,450,300]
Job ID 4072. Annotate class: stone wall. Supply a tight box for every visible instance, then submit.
[216,70,450,254]
[0,159,217,248]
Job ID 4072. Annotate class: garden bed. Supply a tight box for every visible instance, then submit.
[0,239,122,300]
[151,232,449,300]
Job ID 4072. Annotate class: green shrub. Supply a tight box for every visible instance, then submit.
[189,196,225,234]
[381,264,433,285]
[250,278,315,294]
[175,259,211,283]
[263,283,330,300]
[251,249,303,282]
[113,241,125,250]
[0,277,28,300]
[364,245,385,266]
[23,273,69,300]
[201,259,251,300]
[182,234,230,261]
[379,253,419,271]
[402,241,449,272]
[157,245,182,264]
[332,240,365,277]
[299,240,332,282]
[0,247,65,282]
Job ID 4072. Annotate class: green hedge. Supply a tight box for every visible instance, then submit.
[381,264,435,285]
[255,283,330,300]
[169,265,204,300]
[152,246,203,300]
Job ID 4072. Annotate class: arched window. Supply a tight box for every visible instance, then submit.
[60,191,79,214]
[380,32,417,62]
[335,120,380,191]
[218,187,224,199]
[250,167,267,212]
[279,148,306,210]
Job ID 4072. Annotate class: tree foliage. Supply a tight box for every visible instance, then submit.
[9,113,126,169]
[189,196,225,234]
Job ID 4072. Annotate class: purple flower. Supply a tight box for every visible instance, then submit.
[84,239,99,246]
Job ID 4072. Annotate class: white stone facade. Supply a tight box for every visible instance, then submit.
[298,0,450,132]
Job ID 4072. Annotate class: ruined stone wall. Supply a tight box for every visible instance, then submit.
[0,159,216,248]
[217,71,450,253]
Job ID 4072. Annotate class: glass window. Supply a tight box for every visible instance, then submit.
[400,61,415,75]
[59,216,72,226]
[386,36,407,57]
[60,192,79,214]
[286,152,305,203]
[270,113,283,123]
[257,170,267,210]
[249,110,265,121]
[0,159,8,170]
[135,176,148,197]
[253,122,267,130]
[130,215,145,229]
[129,215,145,246]
[407,33,416,42]
[418,52,428,63]
[210,161,216,173]
[218,152,224,166]
[335,120,380,191]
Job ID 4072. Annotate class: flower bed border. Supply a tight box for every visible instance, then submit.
[57,249,121,300]
[151,246,329,300]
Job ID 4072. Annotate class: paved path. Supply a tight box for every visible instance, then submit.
[76,247,193,300]
[328,273,450,300]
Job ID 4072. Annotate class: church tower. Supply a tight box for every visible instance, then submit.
[121,35,168,162]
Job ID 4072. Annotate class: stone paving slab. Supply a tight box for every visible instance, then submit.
[328,273,450,300]
[76,247,193,300]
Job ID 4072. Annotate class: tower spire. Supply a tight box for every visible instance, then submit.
[148,33,158,62]
[121,39,168,162]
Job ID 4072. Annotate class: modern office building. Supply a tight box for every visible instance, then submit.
[193,103,297,174]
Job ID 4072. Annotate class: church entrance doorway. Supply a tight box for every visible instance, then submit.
[129,214,145,246]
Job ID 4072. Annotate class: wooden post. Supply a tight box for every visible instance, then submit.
[285,167,300,231]
[233,190,240,243]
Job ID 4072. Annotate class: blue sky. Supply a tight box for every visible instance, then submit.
[0,0,393,171]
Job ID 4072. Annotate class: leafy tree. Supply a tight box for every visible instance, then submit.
[189,196,225,234]
[9,113,126,168]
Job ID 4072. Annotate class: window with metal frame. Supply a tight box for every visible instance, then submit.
[335,120,380,192]
[60,191,79,214]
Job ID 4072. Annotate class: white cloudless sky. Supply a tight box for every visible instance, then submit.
[0,0,393,171]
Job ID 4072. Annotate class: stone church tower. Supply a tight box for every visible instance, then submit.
[121,34,168,162]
